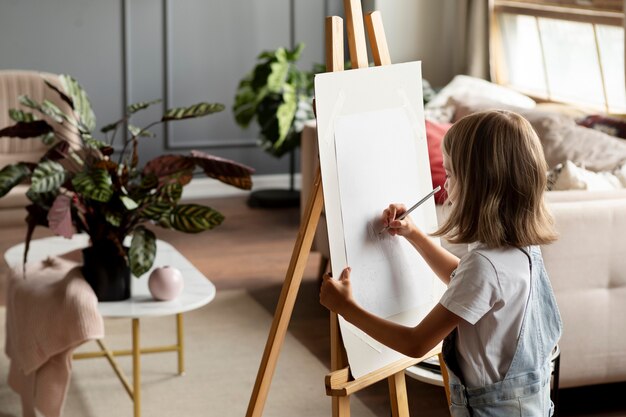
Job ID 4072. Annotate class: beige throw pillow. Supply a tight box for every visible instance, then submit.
[450,96,626,171]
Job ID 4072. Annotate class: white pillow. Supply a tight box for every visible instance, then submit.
[425,75,536,110]
[613,165,626,187]
[550,160,623,191]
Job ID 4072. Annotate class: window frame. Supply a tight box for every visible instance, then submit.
[489,0,625,113]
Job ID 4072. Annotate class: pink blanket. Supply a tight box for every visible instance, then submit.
[5,256,104,417]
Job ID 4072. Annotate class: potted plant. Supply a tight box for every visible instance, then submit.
[0,74,254,301]
[233,43,318,207]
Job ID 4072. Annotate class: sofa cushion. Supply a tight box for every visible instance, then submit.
[450,96,626,171]
[547,160,623,191]
[425,75,536,111]
[425,120,450,204]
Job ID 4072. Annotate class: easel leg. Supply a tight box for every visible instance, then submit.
[246,171,325,417]
[331,312,349,417]
[438,353,451,408]
[388,372,409,417]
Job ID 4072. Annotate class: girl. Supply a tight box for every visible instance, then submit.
[320,110,562,416]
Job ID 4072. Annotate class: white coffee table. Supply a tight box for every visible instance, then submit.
[4,234,216,417]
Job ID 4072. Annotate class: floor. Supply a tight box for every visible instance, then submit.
[1,195,625,416]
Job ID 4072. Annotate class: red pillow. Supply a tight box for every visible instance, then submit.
[425,120,452,204]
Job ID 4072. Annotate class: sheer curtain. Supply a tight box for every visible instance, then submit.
[364,0,490,87]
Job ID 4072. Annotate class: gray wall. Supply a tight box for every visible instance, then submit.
[0,1,462,175]
[0,0,339,175]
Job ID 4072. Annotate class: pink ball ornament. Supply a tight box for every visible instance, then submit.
[148,266,184,301]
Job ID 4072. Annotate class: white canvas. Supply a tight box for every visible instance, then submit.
[314,61,446,379]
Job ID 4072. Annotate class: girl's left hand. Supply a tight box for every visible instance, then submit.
[320,267,354,316]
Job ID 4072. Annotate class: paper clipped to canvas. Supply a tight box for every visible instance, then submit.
[314,61,446,379]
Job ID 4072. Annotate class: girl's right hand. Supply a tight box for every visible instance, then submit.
[382,203,416,237]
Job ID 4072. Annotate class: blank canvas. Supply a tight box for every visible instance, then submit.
[314,61,446,378]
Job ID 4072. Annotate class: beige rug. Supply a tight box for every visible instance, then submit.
[0,289,379,417]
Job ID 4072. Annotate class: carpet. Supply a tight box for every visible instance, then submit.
[0,289,379,417]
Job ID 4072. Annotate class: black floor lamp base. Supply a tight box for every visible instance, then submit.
[247,189,300,209]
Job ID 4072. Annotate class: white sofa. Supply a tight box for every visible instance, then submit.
[300,120,626,389]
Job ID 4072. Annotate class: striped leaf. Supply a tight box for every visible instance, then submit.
[0,163,32,197]
[162,102,224,122]
[41,99,67,123]
[156,183,183,204]
[191,150,254,190]
[129,226,157,276]
[127,99,161,114]
[60,74,96,132]
[169,204,224,233]
[30,160,66,193]
[26,189,57,209]
[140,202,171,221]
[9,109,36,122]
[72,169,113,202]
[128,124,155,138]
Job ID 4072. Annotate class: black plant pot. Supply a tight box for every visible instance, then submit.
[82,241,131,301]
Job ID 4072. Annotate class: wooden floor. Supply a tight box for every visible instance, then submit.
[1,195,625,416]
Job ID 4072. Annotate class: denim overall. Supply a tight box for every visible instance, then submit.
[443,246,563,417]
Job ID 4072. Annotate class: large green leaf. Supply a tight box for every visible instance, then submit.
[0,120,53,139]
[232,79,257,127]
[162,102,224,122]
[129,226,156,277]
[273,86,297,151]
[60,74,96,132]
[30,160,66,193]
[72,169,113,202]
[0,163,32,197]
[266,59,289,93]
[191,150,254,190]
[168,204,224,233]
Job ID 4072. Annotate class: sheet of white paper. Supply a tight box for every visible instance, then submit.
[314,61,446,379]
[334,108,435,318]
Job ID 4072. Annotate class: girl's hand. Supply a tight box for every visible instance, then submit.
[320,267,354,316]
[382,203,416,237]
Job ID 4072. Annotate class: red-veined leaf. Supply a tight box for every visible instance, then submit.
[47,194,74,238]
[191,150,254,190]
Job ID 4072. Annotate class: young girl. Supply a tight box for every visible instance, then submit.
[320,110,562,416]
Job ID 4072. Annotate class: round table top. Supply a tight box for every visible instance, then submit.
[4,234,216,318]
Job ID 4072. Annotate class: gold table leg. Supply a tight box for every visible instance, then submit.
[176,313,185,375]
[73,315,186,417]
[133,318,141,417]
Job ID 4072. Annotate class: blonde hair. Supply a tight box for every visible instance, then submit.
[433,110,557,248]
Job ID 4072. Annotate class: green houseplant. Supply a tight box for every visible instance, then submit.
[0,74,254,300]
[233,43,318,207]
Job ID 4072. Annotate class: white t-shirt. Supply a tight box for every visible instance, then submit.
[439,243,531,388]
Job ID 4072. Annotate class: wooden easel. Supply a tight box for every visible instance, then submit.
[246,1,449,416]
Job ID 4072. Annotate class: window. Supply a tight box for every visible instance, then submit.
[491,0,625,114]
